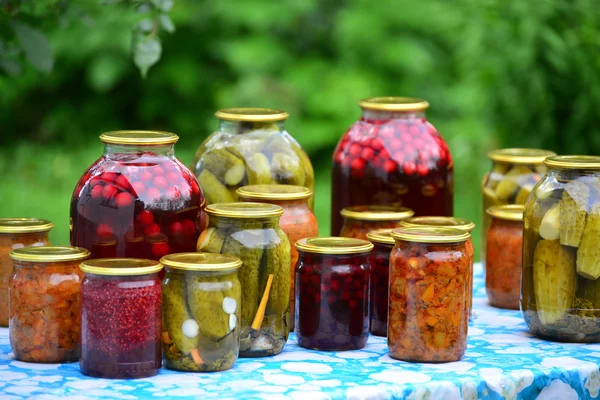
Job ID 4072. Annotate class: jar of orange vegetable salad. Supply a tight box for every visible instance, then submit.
[486,205,524,310]
[389,226,470,362]
[340,205,414,240]
[9,246,90,363]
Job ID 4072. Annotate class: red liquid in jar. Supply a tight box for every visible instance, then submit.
[369,242,393,337]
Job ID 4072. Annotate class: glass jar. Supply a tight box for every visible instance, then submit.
[486,205,523,310]
[193,108,314,208]
[9,246,89,363]
[79,258,163,378]
[161,253,242,372]
[197,202,291,357]
[295,237,373,350]
[522,155,600,342]
[237,184,319,331]
[0,218,53,327]
[389,227,470,362]
[331,97,453,235]
[366,229,394,337]
[340,205,414,240]
[70,131,206,261]
[481,148,556,267]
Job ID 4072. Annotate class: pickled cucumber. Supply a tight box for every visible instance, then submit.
[198,170,235,204]
[263,135,296,157]
[539,203,560,240]
[515,182,535,205]
[247,153,273,185]
[559,181,590,247]
[202,148,246,186]
[186,275,229,340]
[271,152,305,186]
[261,228,291,316]
[495,165,533,201]
[483,186,501,206]
[163,276,198,353]
[197,228,225,253]
[577,201,600,280]
[487,163,511,190]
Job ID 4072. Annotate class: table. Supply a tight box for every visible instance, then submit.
[1,264,600,400]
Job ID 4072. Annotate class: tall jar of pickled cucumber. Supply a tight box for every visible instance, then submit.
[523,156,600,342]
[193,108,314,208]
[197,203,291,357]
[481,148,555,267]
[331,97,453,235]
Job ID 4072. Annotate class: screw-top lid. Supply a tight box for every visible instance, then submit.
[366,229,395,245]
[0,218,53,234]
[487,148,556,164]
[236,184,312,201]
[205,202,284,219]
[80,258,163,276]
[215,108,289,122]
[486,205,524,221]
[10,246,90,262]
[401,216,475,233]
[295,237,373,255]
[391,226,470,244]
[160,252,242,272]
[99,130,179,146]
[543,155,600,170]
[358,97,429,112]
[340,205,414,221]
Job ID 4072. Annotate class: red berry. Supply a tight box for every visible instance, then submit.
[190,180,200,196]
[169,221,183,235]
[152,242,170,258]
[166,172,180,185]
[404,144,415,155]
[181,220,196,236]
[116,192,134,208]
[146,188,161,201]
[330,280,339,291]
[379,149,390,159]
[380,127,394,138]
[409,126,420,136]
[115,174,131,190]
[102,185,118,200]
[153,176,168,190]
[371,138,384,150]
[400,133,412,142]
[419,152,430,162]
[90,185,104,200]
[383,160,397,173]
[390,139,402,150]
[349,144,361,157]
[96,224,113,238]
[372,157,382,168]
[350,158,365,177]
[132,181,145,195]
[139,210,154,226]
[403,162,416,175]
[140,171,153,182]
[360,147,375,160]
[360,137,372,146]
[166,186,181,200]
[335,152,344,164]
[144,223,161,236]
[100,172,118,183]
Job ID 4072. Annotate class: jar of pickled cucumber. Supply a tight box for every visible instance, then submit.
[161,253,241,372]
[193,108,314,208]
[366,229,394,337]
[0,218,53,327]
[340,205,414,240]
[331,97,453,235]
[197,202,291,357]
[522,156,600,342]
[237,184,319,331]
[481,148,556,267]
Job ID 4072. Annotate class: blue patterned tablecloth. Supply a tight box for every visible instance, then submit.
[1,263,600,400]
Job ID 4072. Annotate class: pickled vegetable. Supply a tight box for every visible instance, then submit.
[198,170,235,204]
[202,148,246,186]
[559,181,590,247]
[539,203,560,240]
[495,165,533,201]
[576,201,600,279]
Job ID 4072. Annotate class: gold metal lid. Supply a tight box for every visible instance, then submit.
[295,237,373,255]
[366,229,395,245]
[401,216,475,233]
[215,108,289,122]
[391,226,470,244]
[0,218,53,234]
[205,202,284,218]
[99,130,179,146]
[486,205,524,221]
[80,258,163,276]
[236,184,312,201]
[543,155,600,170]
[145,233,168,244]
[340,205,414,221]
[358,97,429,112]
[160,252,242,272]
[10,246,90,262]
[487,148,556,164]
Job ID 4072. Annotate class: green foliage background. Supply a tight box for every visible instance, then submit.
[1,0,599,260]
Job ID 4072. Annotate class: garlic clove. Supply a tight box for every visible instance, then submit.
[222,297,237,314]
[181,319,199,338]
[229,314,237,331]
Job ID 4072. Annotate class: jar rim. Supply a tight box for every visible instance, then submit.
[215,108,288,122]
[236,184,312,201]
[340,205,414,221]
[488,148,556,164]
[391,226,470,243]
[295,237,373,254]
[205,202,284,218]
[486,205,524,221]
[10,246,90,262]
[79,258,163,276]
[366,229,395,245]
[401,216,475,232]
[99,130,179,146]
[160,252,242,271]
[358,97,429,112]
[544,155,600,170]
[0,218,53,233]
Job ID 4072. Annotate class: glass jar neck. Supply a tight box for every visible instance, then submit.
[547,167,600,180]
[218,120,284,134]
[103,143,175,158]
[360,109,425,122]
[209,215,280,229]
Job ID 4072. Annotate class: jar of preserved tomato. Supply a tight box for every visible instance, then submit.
[237,184,318,331]
[161,252,242,372]
[481,148,556,268]
[331,97,453,235]
[522,156,600,342]
[193,108,314,208]
[9,246,89,363]
[0,218,53,327]
[340,205,414,240]
[486,205,523,310]
[70,131,206,261]
[197,203,291,357]
[79,258,163,378]
[366,229,394,337]
[295,237,373,350]
[389,227,470,362]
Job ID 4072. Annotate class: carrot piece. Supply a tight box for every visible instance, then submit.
[425,316,439,326]
[252,274,274,330]
[162,331,172,345]
[422,284,435,303]
[190,348,204,365]
[168,344,178,353]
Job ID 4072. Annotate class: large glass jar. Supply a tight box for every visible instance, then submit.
[389,227,470,362]
[9,246,89,363]
[161,253,242,372]
[70,131,206,261]
[486,205,523,310]
[366,229,394,337]
[331,97,453,235]
[237,184,319,331]
[340,205,414,240]
[193,108,314,208]
[197,203,291,357]
[295,237,372,350]
[80,258,162,378]
[522,155,600,342]
[0,218,52,327]
[481,148,556,267]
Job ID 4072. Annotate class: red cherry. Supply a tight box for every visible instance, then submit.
[419,152,430,163]
[417,165,430,176]
[169,221,183,235]
[116,192,134,208]
[379,127,394,138]
[404,144,415,155]
[166,186,181,200]
[383,160,397,173]
[360,137,372,146]
[115,174,131,190]
[153,176,168,190]
[152,242,170,258]
[409,126,420,136]
[360,147,374,160]
[181,220,196,236]
[132,181,145,195]
[403,162,416,175]
[349,144,361,157]
[371,138,384,150]
[102,185,118,200]
[146,188,161,201]
[372,157,382,168]
[350,158,365,178]
[154,166,166,176]
[330,280,339,291]
[139,210,154,226]
[379,149,390,160]
[400,133,412,142]
[140,171,153,182]
[335,152,344,164]
[166,172,180,185]
[100,172,118,183]
[90,185,104,200]
[144,223,161,236]
[96,224,113,238]
[390,139,402,150]
[89,177,104,188]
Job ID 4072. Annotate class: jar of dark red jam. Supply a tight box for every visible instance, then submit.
[295,237,373,350]
[331,97,453,235]
[366,229,394,337]
[340,205,414,240]
[80,258,163,378]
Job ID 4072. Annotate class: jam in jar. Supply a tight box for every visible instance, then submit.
[9,246,89,363]
[0,218,52,327]
[389,227,470,362]
[80,258,163,378]
[366,229,394,337]
[295,237,373,350]
[340,205,414,240]
[331,97,453,235]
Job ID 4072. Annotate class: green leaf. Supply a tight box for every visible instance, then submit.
[132,33,161,78]
[10,20,53,73]
[0,57,22,76]
[159,14,175,33]
[138,18,155,33]
[152,0,174,12]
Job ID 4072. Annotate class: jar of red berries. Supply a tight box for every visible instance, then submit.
[331,97,453,235]
[70,131,206,262]
[294,237,373,350]
[366,229,394,337]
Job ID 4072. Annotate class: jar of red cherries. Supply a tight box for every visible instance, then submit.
[366,229,394,337]
[294,237,373,350]
[70,131,206,261]
[331,97,453,235]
